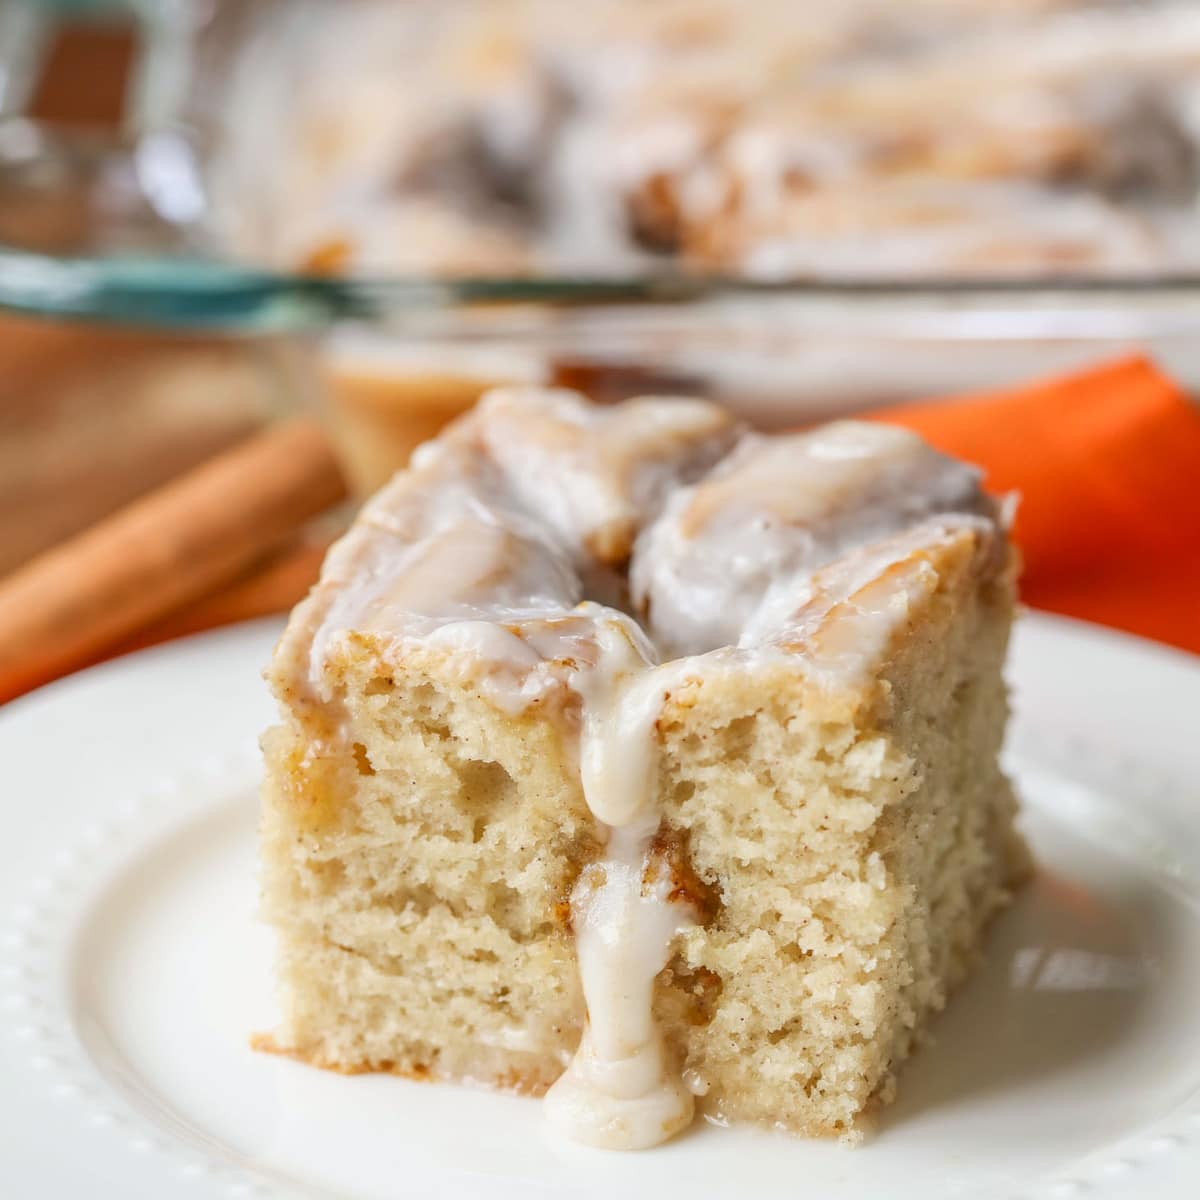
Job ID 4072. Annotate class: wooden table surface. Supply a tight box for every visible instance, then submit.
[0,23,338,690]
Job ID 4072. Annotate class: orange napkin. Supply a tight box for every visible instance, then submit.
[874,355,1200,655]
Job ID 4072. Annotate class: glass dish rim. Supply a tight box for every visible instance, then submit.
[5,242,1200,333]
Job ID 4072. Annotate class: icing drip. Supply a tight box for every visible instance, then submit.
[546,616,707,1149]
[544,823,696,1149]
[272,388,1004,1151]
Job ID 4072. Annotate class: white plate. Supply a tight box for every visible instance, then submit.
[2,613,1200,1199]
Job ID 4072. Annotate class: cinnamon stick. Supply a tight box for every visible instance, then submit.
[114,528,337,654]
[0,417,346,703]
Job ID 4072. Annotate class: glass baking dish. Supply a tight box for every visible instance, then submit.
[3,0,1200,495]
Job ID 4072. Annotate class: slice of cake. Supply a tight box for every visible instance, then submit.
[259,387,1027,1149]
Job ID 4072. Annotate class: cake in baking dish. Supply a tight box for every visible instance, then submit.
[259,388,1028,1149]
[217,0,1200,278]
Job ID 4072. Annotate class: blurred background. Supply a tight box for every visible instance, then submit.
[1,0,1199,702]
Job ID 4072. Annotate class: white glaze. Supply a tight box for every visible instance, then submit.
[275,388,1003,1150]
[477,387,739,563]
[632,420,997,659]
